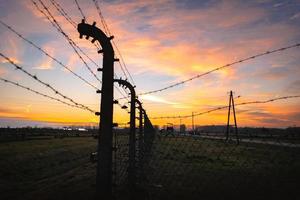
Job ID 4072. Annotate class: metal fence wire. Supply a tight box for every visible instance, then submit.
[113,124,300,200]
[113,129,130,187]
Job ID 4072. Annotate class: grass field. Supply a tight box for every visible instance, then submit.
[0,137,97,200]
[143,136,300,200]
[0,135,299,200]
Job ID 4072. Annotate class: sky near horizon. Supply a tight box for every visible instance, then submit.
[0,0,300,128]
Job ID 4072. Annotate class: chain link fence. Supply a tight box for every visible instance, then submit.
[112,125,300,200]
[142,129,300,199]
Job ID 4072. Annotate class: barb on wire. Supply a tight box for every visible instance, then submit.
[0,19,98,90]
[150,95,300,119]
[0,52,95,113]
[122,43,300,99]
[0,77,96,113]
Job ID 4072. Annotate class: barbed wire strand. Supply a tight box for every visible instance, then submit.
[0,19,99,90]
[235,95,300,106]
[150,95,300,119]
[0,52,95,113]
[0,77,96,113]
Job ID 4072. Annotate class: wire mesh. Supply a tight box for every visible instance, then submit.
[134,127,300,200]
[112,127,130,199]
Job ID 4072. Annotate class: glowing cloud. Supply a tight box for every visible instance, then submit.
[141,94,177,105]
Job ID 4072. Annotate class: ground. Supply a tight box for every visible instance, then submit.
[143,136,300,200]
[0,135,299,200]
[0,137,97,200]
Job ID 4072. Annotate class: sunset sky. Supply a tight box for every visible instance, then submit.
[0,0,300,128]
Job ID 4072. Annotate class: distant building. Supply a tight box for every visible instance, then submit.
[180,124,186,133]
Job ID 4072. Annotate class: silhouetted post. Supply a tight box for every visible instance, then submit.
[135,99,144,163]
[144,112,155,153]
[179,117,182,134]
[114,79,136,191]
[226,91,232,140]
[226,91,239,144]
[78,20,115,199]
[192,112,195,135]
[231,95,239,144]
